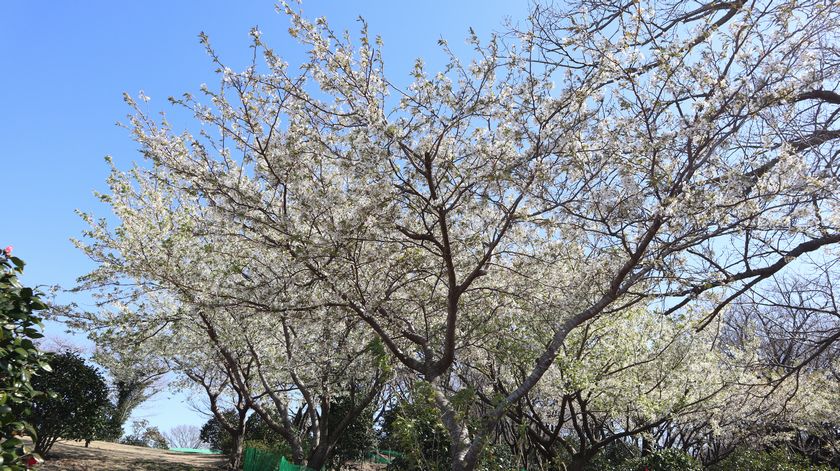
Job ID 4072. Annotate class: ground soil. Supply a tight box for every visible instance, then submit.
[36,439,226,470]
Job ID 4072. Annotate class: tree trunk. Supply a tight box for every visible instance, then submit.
[452,442,478,471]
[642,436,653,456]
[306,443,332,471]
[227,414,246,471]
[228,432,244,471]
[567,453,594,471]
[34,433,56,456]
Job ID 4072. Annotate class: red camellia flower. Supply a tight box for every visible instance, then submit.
[25,454,43,467]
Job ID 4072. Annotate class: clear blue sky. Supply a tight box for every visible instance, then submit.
[0,1,529,433]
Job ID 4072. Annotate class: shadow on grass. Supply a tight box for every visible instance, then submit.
[131,460,209,471]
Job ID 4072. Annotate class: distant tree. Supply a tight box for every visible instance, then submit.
[186,361,250,470]
[120,419,169,449]
[164,424,204,449]
[242,412,274,443]
[105,377,156,439]
[59,310,169,442]
[0,249,51,469]
[94,346,167,442]
[26,351,109,455]
[90,401,123,444]
[199,410,240,454]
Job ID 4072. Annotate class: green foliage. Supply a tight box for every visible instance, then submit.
[381,387,451,471]
[242,413,297,461]
[203,400,375,468]
[199,410,240,454]
[244,412,283,447]
[99,369,162,442]
[244,438,291,457]
[710,447,834,471]
[326,396,377,470]
[0,251,50,469]
[200,410,302,463]
[94,401,125,442]
[26,351,110,455]
[618,449,702,471]
[585,441,642,471]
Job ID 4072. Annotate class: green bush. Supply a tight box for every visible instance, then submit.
[0,249,51,469]
[244,412,291,455]
[26,351,110,454]
[243,439,292,457]
[381,388,451,471]
[200,410,292,456]
[325,396,377,470]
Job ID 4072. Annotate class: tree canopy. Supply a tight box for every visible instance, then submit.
[72,0,840,469]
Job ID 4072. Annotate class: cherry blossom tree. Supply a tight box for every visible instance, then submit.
[75,0,840,469]
[73,179,389,469]
[479,309,736,470]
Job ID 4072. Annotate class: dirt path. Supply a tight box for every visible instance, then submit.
[36,439,226,470]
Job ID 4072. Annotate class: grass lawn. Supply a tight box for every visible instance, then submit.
[35,439,226,470]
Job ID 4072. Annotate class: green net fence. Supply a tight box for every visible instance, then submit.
[242,448,317,471]
[278,456,316,471]
[169,447,222,454]
[243,447,405,470]
[367,450,402,464]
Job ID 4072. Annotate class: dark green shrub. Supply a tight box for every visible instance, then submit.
[26,351,110,454]
[240,413,293,459]
[199,410,240,454]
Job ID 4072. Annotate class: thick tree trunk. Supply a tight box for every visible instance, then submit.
[430,381,474,471]
[227,410,247,471]
[305,443,332,471]
[228,432,244,471]
[567,453,595,471]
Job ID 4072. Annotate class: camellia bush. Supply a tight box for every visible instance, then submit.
[0,247,50,469]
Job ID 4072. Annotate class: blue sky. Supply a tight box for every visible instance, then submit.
[0,1,529,433]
